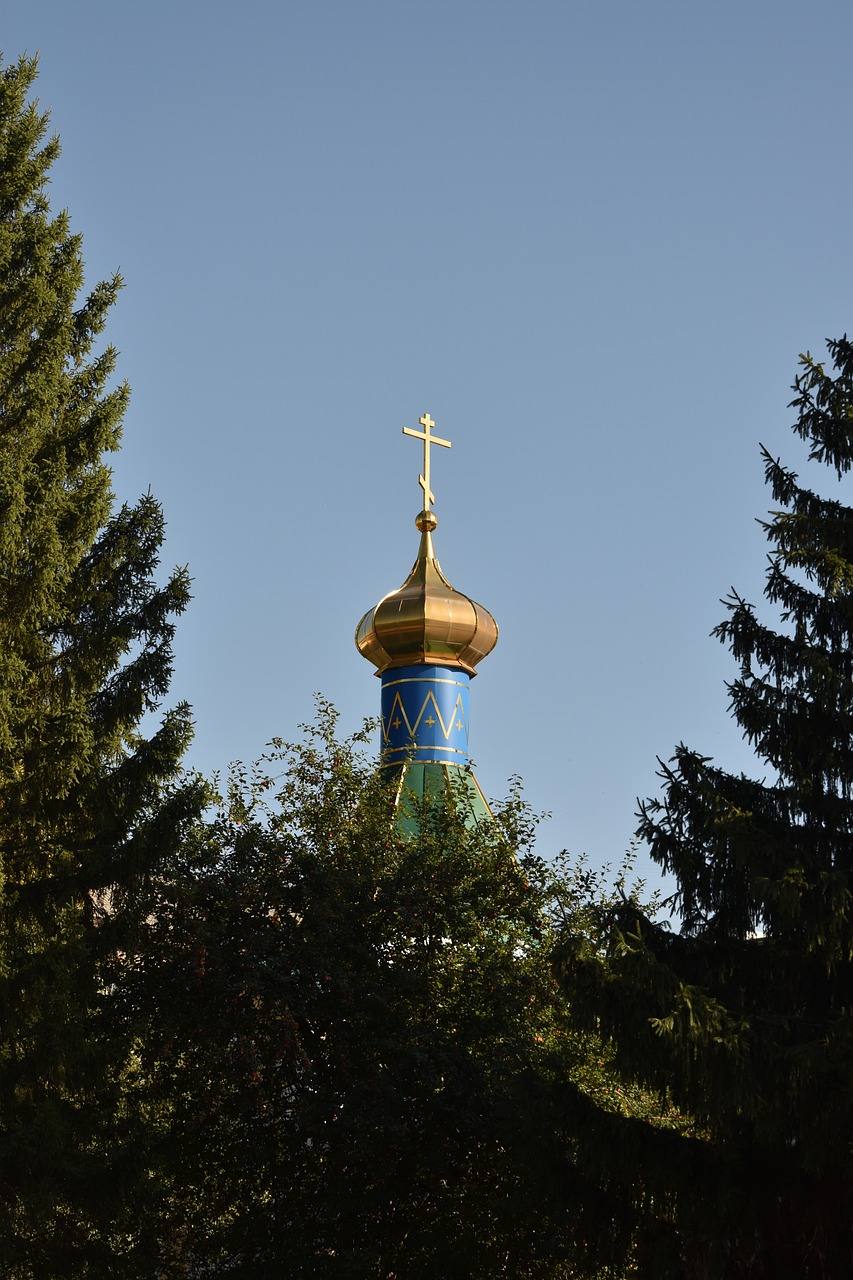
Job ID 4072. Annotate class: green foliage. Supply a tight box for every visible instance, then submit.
[126,705,653,1279]
[555,337,853,1278]
[0,53,203,1273]
[0,53,678,1277]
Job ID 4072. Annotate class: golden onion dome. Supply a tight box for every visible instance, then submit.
[356,508,498,676]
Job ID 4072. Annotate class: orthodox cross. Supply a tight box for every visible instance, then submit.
[402,412,451,512]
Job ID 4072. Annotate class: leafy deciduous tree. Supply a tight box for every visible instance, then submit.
[130,707,656,1279]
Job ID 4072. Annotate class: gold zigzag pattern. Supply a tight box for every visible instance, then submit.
[383,689,467,743]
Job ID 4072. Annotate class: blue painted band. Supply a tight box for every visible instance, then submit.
[380,664,471,765]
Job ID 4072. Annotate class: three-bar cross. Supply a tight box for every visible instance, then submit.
[402,412,452,512]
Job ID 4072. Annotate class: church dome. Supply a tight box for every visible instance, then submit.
[355,508,498,677]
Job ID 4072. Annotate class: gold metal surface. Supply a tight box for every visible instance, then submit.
[355,515,498,676]
[415,509,438,532]
[402,412,451,512]
[382,674,469,690]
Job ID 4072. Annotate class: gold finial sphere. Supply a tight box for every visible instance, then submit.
[415,509,438,532]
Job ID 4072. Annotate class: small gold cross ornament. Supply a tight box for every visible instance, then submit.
[402,412,451,512]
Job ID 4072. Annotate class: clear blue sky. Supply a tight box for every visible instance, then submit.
[5,1,852,881]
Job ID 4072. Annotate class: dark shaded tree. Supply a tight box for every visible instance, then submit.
[129,706,659,1279]
[556,337,853,1278]
[0,53,202,1274]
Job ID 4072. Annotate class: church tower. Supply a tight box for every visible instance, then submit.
[355,413,498,832]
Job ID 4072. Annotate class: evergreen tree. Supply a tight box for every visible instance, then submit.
[556,337,853,1277]
[0,54,202,1272]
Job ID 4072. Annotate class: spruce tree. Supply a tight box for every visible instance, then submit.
[0,54,201,1272]
[556,336,853,1277]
